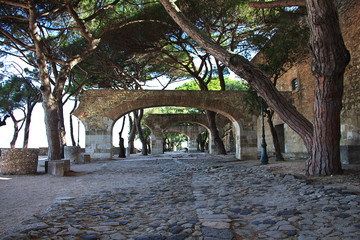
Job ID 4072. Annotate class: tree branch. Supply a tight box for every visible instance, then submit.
[248,0,306,8]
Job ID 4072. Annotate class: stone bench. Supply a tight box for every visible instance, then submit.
[46,160,70,177]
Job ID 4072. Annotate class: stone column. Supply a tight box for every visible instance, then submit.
[150,129,164,154]
[83,117,114,159]
[1,148,39,175]
[188,137,198,152]
[64,146,81,163]
[208,133,214,154]
[233,118,258,160]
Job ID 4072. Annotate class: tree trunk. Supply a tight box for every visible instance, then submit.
[23,102,36,148]
[0,115,10,127]
[43,99,61,160]
[134,109,147,155]
[198,131,208,152]
[69,97,78,147]
[306,0,350,175]
[147,140,151,154]
[267,111,284,161]
[57,97,67,158]
[9,113,19,149]
[206,110,226,155]
[29,2,61,160]
[118,116,126,158]
[128,113,136,154]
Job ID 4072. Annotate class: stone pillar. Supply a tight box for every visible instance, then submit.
[1,148,39,175]
[150,131,164,154]
[188,137,198,152]
[83,117,114,159]
[233,119,258,160]
[340,145,360,164]
[64,146,81,163]
[208,133,214,154]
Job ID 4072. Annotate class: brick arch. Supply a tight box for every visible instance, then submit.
[73,90,258,159]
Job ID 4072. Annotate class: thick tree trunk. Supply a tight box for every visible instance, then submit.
[134,109,147,155]
[57,96,67,158]
[306,0,350,175]
[29,2,61,160]
[128,113,136,154]
[267,111,284,161]
[206,110,226,155]
[43,99,61,160]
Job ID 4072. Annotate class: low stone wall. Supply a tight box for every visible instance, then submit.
[0,148,39,175]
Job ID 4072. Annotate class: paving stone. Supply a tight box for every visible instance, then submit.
[202,227,234,239]
[1,154,359,240]
[79,235,99,240]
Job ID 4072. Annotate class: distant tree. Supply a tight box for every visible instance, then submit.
[164,132,188,151]
[0,74,40,148]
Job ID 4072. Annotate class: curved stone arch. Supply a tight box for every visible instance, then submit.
[165,125,207,152]
[73,90,258,159]
[144,114,231,154]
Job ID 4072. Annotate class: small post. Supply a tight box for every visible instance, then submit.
[260,98,269,165]
[77,119,80,147]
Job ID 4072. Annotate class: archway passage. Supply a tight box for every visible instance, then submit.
[145,113,230,154]
[165,125,207,152]
[73,90,258,159]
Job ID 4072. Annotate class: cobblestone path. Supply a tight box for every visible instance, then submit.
[2,153,360,240]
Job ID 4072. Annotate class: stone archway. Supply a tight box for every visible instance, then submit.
[165,125,206,152]
[73,90,258,160]
[144,114,230,154]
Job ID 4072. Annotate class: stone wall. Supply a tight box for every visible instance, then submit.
[0,148,39,175]
[253,0,360,156]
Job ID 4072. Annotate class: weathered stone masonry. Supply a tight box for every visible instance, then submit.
[73,90,258,160]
